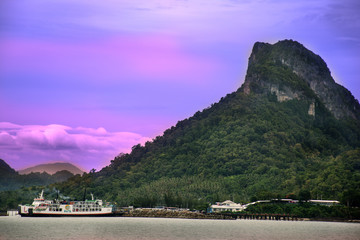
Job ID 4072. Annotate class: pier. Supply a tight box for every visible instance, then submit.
[116,208,298,220]
[222,213,298,221]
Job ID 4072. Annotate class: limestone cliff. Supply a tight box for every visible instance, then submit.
[242,40,360,120]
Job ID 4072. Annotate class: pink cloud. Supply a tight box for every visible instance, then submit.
[0,122,151,171]
[0,132,16,146]
[0,35,221,84]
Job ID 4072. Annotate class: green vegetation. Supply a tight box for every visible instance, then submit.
[245,202,360,219]
[0,186,59,211]
[1,171,75,191]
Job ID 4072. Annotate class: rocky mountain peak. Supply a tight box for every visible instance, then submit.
[242,39,360,120]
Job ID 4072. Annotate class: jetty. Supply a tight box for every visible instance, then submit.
[116,208,299,220]
[222,212,298,221]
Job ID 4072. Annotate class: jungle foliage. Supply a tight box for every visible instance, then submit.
[245,202,360,219]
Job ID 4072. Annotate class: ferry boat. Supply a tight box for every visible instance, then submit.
[18,190,114,217]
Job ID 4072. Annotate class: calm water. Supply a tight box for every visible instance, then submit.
[1,216,359,240]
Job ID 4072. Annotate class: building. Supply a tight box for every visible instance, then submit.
[209,200,244,213]
[309,200,340,206]
[209,199,340,213]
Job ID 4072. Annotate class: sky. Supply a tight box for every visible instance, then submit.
[0,0,359,172]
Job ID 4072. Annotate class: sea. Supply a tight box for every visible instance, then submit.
[0,216,359,240]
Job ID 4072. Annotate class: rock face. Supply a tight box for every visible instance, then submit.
[308,101,316,117]
[242,39,360,120]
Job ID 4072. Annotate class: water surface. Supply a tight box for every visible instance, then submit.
[1,216,359,240]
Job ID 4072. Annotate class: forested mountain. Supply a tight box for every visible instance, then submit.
[52,40,359,208]
[0,159,75,191]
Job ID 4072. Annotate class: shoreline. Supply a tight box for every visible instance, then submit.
[119,209,360,223]
[3,209,359,223]
[121,209,234,219]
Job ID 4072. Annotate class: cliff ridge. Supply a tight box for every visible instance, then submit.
[242,39,360,120]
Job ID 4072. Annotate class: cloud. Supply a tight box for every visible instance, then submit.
[0,131,16,146]
[0,122,151,171]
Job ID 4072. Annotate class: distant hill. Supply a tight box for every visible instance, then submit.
[19,162,85,175]
[0,159,77,191]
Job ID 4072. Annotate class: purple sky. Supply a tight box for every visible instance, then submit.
[1,0,359,172]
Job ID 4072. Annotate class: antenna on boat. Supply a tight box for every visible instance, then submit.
[91,193,94,201]
[39,190,44,199]
[56,190,59,200]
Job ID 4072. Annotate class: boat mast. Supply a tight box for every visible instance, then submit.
[39,190,44,199]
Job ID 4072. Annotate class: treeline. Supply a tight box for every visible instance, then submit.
[0,186,54,211]
[0,169,74,192]
[245,202,360,219]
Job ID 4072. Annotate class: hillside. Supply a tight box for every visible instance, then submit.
[19,162,85,175]
[54,40,360,208]
[0,159,16,177]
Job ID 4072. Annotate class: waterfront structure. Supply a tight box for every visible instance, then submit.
[7,210,19,216]
[18,190,114,217]
[209,198,340,213]
[209,200,245,213]
[309,200,340,206]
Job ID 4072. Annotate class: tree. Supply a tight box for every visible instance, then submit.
[298,189,311,202]
[341,190,360,207]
